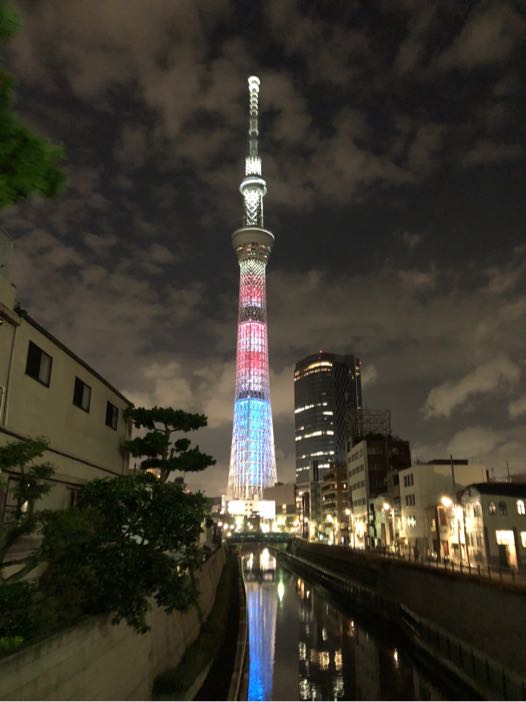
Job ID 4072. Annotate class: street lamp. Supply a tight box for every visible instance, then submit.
[326,513,335,544]
[344,507,352,547]
[383,501,394,550]
[298,490,305,539]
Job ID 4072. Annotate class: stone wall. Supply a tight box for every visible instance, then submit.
[0,547,225,701]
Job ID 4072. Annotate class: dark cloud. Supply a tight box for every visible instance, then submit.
[4,0,526,496]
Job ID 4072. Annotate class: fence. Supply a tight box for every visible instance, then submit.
[377,546,526,586]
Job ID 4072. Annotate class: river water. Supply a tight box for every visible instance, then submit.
[241,546,464,701]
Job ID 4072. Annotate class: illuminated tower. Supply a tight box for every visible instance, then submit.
[227,76,277,500]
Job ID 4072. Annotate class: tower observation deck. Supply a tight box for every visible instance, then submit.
[227,76,277,500]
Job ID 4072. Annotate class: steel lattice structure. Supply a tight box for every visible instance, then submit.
[227,76,277,500]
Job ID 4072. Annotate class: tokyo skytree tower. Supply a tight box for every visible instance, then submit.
[227,76,277,500]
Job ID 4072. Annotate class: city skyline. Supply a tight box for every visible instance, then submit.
[2,0,525,496]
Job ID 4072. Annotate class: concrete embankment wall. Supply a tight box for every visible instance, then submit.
[0,547,225,701]
[292,541,526,679]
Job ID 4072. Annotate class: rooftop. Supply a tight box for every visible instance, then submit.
[466,482,526,498]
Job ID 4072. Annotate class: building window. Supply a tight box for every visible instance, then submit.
[517,500,525,516]
[105,402,119,430]
[25,341,52,386]
[68,488,80,508]
[498,501,507,516]
[488,501,496,515]
[73,377,91,412]
[521,532,526,549]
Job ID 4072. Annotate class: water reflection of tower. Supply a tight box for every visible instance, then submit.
[242,548,278,702]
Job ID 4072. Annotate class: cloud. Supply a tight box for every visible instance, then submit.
[462,141,523,167]
[436,2,526,72]
[447,425,502,459]
[362,363,378,388]
[509,395,526,420]
[483,248,526,295]
[415,425,526,479]
[393,4,437,76]
[422,355,521,419]
[401,232,422,250]
[398,268,436,291]
[406,123,447,176]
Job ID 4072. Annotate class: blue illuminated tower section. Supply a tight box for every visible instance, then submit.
[227,76,277,500]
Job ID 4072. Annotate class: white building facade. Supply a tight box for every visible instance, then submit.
[0,269,132,520]
[399,460,486,557]
[461,482,526,572]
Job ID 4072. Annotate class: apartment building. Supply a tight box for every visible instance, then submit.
[347,435,411,549]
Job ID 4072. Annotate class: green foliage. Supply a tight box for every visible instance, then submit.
[39,473,208,633]
[124,406,215,483]
[0,3,20,39]
[0,581,56,644]
[0,437,54,521]
[153,552,235,698]
[0,635,23,655]
[0,3,65,209]
[0,438,54,583]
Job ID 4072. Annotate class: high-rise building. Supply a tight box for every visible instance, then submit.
[294,352,362,486]
[227,77,277,501]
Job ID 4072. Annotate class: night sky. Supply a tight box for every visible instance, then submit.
[3,0,525,496]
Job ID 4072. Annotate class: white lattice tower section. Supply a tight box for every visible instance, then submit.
[227,76,277,500]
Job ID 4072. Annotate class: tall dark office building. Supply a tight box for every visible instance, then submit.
[294,352,362,485]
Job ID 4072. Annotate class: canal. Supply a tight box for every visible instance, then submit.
[241,546,471,701]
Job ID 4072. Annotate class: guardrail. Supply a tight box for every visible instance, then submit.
[315,541,526,587]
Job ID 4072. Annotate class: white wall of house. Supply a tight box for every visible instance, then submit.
[1,276,132,517]
[461,486,526,571]
[399,463,486,552]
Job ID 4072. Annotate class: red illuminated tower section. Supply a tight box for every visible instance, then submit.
[227,76,277,500]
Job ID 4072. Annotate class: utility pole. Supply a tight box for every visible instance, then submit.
[506,461,511,483]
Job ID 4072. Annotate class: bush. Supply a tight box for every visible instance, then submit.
[0,581,57,652]
[38,473,207,633]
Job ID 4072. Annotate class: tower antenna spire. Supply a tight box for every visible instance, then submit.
[241,76,267,228]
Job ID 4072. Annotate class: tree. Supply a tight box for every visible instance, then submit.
[0,437,54,583]
[39,473,208,633]
[124,406,216,483]
[0,3,65,209]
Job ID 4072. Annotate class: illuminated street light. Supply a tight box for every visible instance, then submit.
[441,496,453,508]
